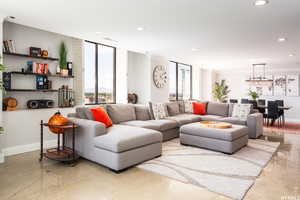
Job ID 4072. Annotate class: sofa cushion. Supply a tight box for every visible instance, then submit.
[166,114,201,126]
[76,107,94,120]
[147,120,178,131]
[166,102,180,116]
[219,117,247,126]
[94,125,162,153]
[149,102,168,120]
[232,104,251,120]
[193,102,207,115]
[184,100,194,113]
[120,120,159,130]
[134,105,151,120]
[207,102,229,117]
[200,115,224,121]
[90,107,113,127]
[106,104,136,124]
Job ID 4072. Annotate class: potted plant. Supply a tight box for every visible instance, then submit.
[248,90,259,101]
[212,80,230,103]
[59,41,68,76]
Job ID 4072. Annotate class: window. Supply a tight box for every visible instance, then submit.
[84,41,116,104]
[169,61,192,101]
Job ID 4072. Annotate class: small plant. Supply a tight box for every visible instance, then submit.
[59,41,68,70]
[212,80,230,103]
[248,90,259,100]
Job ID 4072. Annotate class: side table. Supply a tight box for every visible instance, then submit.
[39,120,79,165]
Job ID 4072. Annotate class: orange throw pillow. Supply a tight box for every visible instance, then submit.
[90,108,113,127]
[193,102,207,115]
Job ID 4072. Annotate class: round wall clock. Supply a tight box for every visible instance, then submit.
[153,65,167,88]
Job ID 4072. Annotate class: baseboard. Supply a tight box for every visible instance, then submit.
[285,118,300,124]
[3,140,57,157]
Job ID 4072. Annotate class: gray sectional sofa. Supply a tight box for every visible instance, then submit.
[66,101,263,172]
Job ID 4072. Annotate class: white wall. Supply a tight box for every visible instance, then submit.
[192,65,202,100]
[0,14,5,163]
[150,55,170,103]
[127,51,151,104]
[116,48,128,104]
[218,69,300,122]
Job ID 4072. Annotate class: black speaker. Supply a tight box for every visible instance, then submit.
[27,100,54,109]
[3,72,11,90]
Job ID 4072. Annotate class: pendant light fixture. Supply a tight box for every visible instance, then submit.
[245,63,273,86]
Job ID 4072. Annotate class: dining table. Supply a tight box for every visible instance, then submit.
[257,105,292,126]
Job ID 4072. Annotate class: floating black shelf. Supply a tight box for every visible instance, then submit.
[10,71,74,78]
[6,89,58,92]
[3,52,59,61]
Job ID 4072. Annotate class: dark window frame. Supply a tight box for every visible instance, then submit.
[84,40,117,105]
[169,61,193,101]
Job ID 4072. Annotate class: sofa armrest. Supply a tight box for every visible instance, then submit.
[247,113,263,139]
[65,118,107,158]
[68,117,107,137]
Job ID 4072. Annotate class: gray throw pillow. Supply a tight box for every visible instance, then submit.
[135,105,151,120]
[166,102,180,116]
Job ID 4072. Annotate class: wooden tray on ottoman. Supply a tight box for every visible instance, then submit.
[199,121,232,129]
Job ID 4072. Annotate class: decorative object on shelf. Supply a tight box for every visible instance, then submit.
[40,120,79,164]
[245,63,273,86]
[153,65,167,88]
[248,90,259,100]
[59,41,68,76]
[41,50,49,58]
[3,97,18,111]
[67,62,73,76]
[48,111,69,134]
[58,85,75,108]
[26,61,33,73]
[27,99,54,109]
[36,75,49,89]
[29,47,42,57]
[3,40,16,53]
[2,72,11,90]
[212,80,230,103]
[128,93,138,104]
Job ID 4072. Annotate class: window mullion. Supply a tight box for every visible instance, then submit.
[95,44,99,104]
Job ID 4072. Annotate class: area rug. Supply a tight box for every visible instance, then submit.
[137,138,280,200]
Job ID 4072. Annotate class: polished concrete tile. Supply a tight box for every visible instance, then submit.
[1,128,300,200]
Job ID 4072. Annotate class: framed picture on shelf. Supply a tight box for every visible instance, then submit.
[29,47,42,57]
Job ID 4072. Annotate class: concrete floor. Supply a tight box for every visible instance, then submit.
[0,127,299,200]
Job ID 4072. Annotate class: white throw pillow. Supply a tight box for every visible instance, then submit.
[151,103,168,120]
[232,104,251,120]
[184,100,194,113]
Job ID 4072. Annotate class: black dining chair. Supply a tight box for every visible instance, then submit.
[248,100,258,109]
[257,99,266,115]
[241,99,249,104]
[229,99,238,103]
[275,100,284,127]
[264,101,280,127]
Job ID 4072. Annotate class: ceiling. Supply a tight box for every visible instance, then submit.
[0,0,299,70]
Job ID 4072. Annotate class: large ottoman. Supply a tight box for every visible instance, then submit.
[180,123,248,154]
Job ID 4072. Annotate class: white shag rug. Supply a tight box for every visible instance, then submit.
[137,138,280,200]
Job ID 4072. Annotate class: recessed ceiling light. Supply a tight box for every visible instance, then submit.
[278,38,287,42]
[289,54,294,57]
[254,0,269,6]
[192,48,200,52]
[137,27,144,31]
[95,32,103,34]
